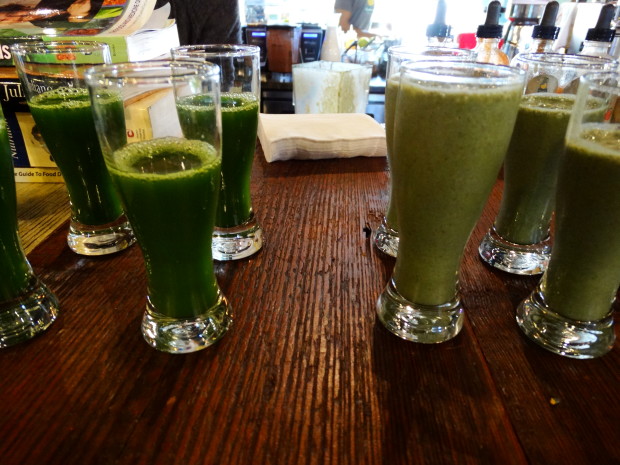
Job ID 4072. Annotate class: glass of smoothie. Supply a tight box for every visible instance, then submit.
[516,71,620,359]
[171,45,262,261]
[11,41,135,256]
[376,60,524,343]
[374,45,475,258]
[478,53,615,275]
[85,60,232,353]
[0,106,59,348]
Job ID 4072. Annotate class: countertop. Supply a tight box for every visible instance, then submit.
[1,149,619,465]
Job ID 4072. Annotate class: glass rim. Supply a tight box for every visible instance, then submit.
[387,44,474,58]
[10,40,109,55]
[171,44,260,58]
[514,52,616,68]
[580,71,620,93]
[84,59,221,86]
[401,60,525,85]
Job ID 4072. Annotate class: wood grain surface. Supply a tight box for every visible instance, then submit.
[16,183,69,254]
[1,150,618,465]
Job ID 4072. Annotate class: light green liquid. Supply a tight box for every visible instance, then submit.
[384,76,399,230]
[543,127,620,321]
[392,80,522,305]
[495,93,575,244]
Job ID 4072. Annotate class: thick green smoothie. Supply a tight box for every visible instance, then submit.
[384,76,399,229]
[543,127,620,321]
[29,87,123,226]
[0,117,31,300]
[108,137,221,319]
[392,80,521,305]
[494,93,575,244]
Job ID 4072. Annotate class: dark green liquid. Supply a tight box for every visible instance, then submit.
[108,137,221,319]
[544,128,620,321]
[29,87,123,225]
[0,118,31,300]
[178,92,258,228]
[218,93,259,228]
[392,81,522,305]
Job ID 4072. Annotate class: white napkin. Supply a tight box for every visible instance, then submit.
[258,113,387,162]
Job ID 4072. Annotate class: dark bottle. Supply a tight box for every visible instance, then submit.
[474,0,510,65]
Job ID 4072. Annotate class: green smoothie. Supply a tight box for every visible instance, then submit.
[495,93,575,244]
[542,127,620,321]
[392,80,522,305]
[108,137,221,319]
[29,87,123,226]
[0,116,31,300]
[384,76,399,229]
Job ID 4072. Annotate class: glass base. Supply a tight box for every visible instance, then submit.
[0,277,59,348]
[376,279,464,343]
[142,290,232,354]
[67,215,135,256]
[212,215,263,261]
[373,217,399,258]
[516,287,615,359]
[478,227,551,275]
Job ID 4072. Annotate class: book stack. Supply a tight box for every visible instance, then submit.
[0,1,179,182]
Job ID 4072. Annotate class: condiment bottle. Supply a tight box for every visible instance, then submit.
[474,0,509,65]
[530,1,560,53]
[426,0,455,47]
[579,3,616,59]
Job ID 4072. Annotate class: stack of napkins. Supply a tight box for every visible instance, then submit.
[258,113,387,162]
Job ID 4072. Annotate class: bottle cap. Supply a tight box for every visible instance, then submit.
[477,1,503,39]
[427,0,452,38]
[532,1,560,40]
[584,3,616,43]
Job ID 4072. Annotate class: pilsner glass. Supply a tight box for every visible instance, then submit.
[376,61,524,343]
[478,53,615,275]
[516,71,620,359]
[11,41,135,256]
[0,106,59,348]
[171,45,263,261]
[374,45,475,258]
[85,60,232,353]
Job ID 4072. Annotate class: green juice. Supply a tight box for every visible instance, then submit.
[543,128,620,321]
[177,92,258,228]
[0,117,31,300]
[29,87,123,226]
[108,137,221,319]
[384,76,399,229]
[494,93,575,244]
[392,81,521,305]
[217,92,259,228]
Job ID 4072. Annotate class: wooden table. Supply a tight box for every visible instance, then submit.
[1,151,619,465]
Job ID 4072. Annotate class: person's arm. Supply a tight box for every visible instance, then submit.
[336,7,352,32]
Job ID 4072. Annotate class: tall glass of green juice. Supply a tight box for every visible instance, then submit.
[86,60,232,354]
[171,45,262,261]
[479,53,614,275]
[517,71,620,359]
[376,61,524,343]
[11,41,135,256]
[374,46,475,258]
[0,106,59,348]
